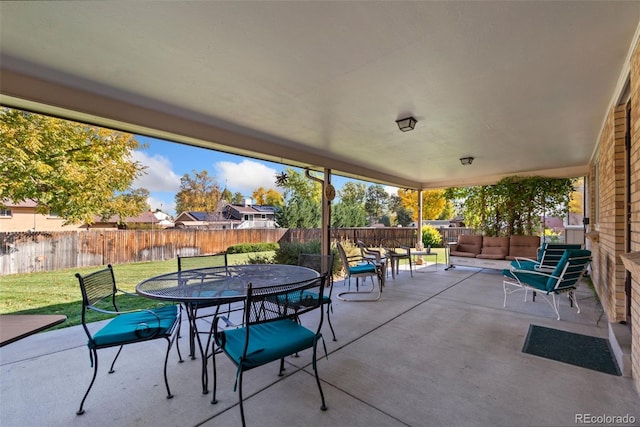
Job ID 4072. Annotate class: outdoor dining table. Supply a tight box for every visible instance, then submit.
[136,264,320,394]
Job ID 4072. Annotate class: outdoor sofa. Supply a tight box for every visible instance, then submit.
[447,235,540,270]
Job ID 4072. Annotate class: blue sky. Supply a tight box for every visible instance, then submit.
[131,136,394,217]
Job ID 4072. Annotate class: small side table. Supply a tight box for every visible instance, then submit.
[0,314,67,347]
[411,251,438,272]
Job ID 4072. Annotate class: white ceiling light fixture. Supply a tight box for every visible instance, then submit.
[459,156,474,165]
[395,117,417,132]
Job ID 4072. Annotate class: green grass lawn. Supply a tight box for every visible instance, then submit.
[0,252,274,329]
[0,248,444,331]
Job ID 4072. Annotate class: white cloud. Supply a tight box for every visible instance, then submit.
[131,151,181,192]
[384,186,399,196]
[215,159,278,195]
[147,195,176,216]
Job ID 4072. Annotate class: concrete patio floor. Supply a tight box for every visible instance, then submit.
[1,263,639,426]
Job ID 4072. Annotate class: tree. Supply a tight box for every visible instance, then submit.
[230,192,245,204]
[220,188,233,203]
[107,188,151,225]
[252,187,268,205]
[174,170,221,213]
[275,168,321,228]
[397,189,447,221]
[332,182,367,227]
[0,108,146,224]
[364,184,389,225]
[252,187,284,207]
[568,177,584,214]
[444,176,575,236]
[395,204,414,227]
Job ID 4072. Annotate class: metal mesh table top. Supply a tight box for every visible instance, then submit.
[136,264,319,303]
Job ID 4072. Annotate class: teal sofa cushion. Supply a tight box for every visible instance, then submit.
[90,305,178,349]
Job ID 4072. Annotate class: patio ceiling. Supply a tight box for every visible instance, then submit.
[1,2,639,189]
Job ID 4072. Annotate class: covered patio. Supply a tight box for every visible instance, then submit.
[2,266,638,426]
[2,2,640,421]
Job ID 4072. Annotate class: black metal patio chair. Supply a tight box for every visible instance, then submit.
[75,264,181,415]
[298,253,337,341]
[211,275,328,426]
[177,253,231,360]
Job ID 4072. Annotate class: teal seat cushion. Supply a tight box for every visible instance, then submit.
[301,290,330,304]
[504,249,591,294]
[276,290,329,306]
[90,305,178,349]
[509,260,539,270]
[220,319,318,370]
[349,264,376,274]
[502,269,548,292]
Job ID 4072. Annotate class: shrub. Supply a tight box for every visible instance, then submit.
[274,240,321,265]
[226,242,279,254]
[246,253,275,264]
[543,229,563,243]
[273,240,341,276]
[422,224,443,248]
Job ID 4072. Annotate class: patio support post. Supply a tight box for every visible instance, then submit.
[323,169,332,259]
[305,168,332,260]
[418,189,423,248]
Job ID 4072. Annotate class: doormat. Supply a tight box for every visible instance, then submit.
[522,325,621,376]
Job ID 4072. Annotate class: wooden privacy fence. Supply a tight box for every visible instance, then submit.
[0,229,284,275]
[0,226,473,275]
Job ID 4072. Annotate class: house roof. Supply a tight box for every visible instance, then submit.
[96,211,159,224]
[1,3,639,188]
[252,205,277,213]
[1,199,37,208]
[228,205,256,214]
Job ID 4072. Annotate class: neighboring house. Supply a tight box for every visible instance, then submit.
[0,199,83,232]
[224,203,278,229]
[174,211,240,230]
[85,211,160,229]
[174,201,278,230]
[153,211,175,228]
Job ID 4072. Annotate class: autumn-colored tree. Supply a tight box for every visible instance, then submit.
[264,188,284,206]
[253,187,267,204]
[0,108,146,224]
[252,187,284,206]
[174,170,221,213]
[568,177,584,214]
[397,189,447,221]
